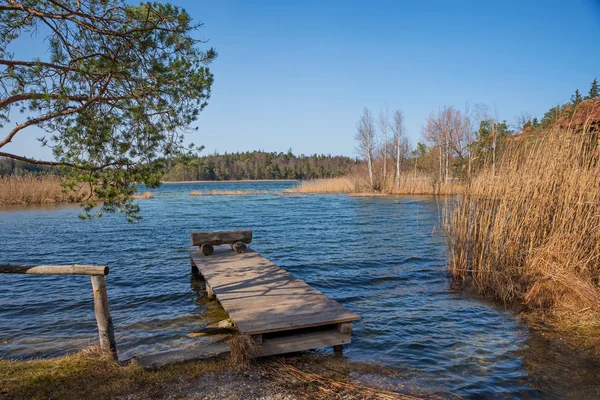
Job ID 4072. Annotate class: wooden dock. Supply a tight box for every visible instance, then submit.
[188,243,360,357]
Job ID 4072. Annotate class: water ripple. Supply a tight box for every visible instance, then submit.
[1,181,598,399]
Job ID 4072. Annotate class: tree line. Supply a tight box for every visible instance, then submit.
[162,151,358,181]
[354,78,599,191]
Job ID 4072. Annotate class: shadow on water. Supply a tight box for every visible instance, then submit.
[0,181,599,398]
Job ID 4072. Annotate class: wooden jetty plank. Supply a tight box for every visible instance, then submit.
[188,247,359,336]
[257,330,351,357]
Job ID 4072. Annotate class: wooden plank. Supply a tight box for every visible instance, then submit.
[0,264,109,276]
[236,311,359,335]
[257,330,351,357]
[188,246,360,336]
[191,229,252,246]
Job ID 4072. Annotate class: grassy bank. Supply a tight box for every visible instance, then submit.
[0,175,82,205]
[0,348,428,400]
[444,127,600,334]
[286,174,462,195]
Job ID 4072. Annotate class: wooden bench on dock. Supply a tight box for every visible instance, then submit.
[188,229,360,357]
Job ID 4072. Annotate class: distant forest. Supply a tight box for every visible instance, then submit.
[0,158,56,176]
[0,151,358,181]
[162,151,358,181]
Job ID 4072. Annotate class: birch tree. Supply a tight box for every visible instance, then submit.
[391,109,406,186]
[355,108,375,189]
[378,106,389,185]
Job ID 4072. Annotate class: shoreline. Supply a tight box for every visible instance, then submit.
[0,350,431,400]
[161,179,299,184]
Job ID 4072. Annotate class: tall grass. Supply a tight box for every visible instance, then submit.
[0,175,82,205]
[445,127,600,331]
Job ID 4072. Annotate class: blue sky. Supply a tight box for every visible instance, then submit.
[4,0,600,159]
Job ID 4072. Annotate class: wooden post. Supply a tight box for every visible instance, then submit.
[333,345,343,356]
[230,241,247,253]
[200,243,214,256]
[0,264,108,275]
[90,275,118,360]
[206,282,215,299]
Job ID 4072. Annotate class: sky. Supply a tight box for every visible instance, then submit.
[4,0,600,159]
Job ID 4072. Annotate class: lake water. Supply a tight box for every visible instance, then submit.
[1,182,598,399]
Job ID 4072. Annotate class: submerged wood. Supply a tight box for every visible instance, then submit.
[191,229,252,246]
[0,264,108,276]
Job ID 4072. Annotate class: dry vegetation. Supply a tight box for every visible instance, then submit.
[190,189,274,196]
[0,347,430,400]
[132,191,153,199]
[444,127,600,333]
[286,174,462,196]
[0,175,83,205]
[0,176,155,204]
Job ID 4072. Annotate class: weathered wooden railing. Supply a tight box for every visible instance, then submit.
[0,264,118,360]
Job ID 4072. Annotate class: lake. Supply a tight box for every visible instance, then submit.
[1,181,598,399]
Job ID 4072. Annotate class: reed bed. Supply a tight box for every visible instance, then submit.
[0,175,82,205]
[190,189,273,196]
[444,127,600,332]
[284,177,356,193]
[390,173,463,196]
[132,191,153,199]
[285,174,462,195]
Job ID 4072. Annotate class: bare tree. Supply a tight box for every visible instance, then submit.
[513,111,533,131]
[356,108,376,189]
[462,103,473,178]
[391,109,406,186]
[492,106,499,176]
[379,106,390,185]
[423,106,464,184]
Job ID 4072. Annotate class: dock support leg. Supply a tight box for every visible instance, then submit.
[251,334,263,345]
[190,258,200,278]
[333,345,343,356]
[206,282,215,299]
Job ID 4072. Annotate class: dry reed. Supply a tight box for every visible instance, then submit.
[286,174,462,195]
[0,175,83,205]
[132,191,153,199]
[263,360,427,400]
[444,127,600,332]
[284,177,355,193]
[227,334,258,369]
